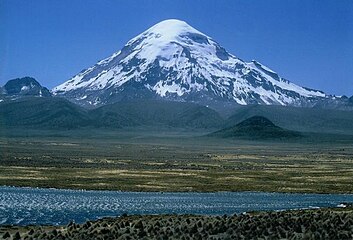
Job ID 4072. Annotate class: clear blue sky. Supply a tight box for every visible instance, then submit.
[1,0,352,96]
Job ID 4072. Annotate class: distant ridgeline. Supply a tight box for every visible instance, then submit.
[0,76,353,137]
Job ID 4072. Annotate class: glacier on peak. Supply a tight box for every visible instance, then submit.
[53,19,327,107]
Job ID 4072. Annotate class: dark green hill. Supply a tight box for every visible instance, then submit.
[0,97,91,129]
[226,105,353,134]
[210,116,301,139]
[90,101,224,129]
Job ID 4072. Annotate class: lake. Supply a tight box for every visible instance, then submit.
[1,186,353,226]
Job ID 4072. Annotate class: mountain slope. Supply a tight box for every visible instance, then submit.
[90,101,224,129]
[53,19,329,108]
[349,96,353,105]
[0,97,91,129]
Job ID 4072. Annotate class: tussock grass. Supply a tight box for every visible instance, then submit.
[0,129,353,193]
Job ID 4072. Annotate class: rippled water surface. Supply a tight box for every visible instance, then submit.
[1,186,353,226]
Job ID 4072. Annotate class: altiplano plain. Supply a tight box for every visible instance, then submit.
[1,128,352,193]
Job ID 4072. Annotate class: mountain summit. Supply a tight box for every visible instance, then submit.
[53,19,328,107]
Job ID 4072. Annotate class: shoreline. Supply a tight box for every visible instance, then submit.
[1,206,352,239]
[3,184,353,195]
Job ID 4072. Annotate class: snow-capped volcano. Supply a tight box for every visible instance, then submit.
[53,19,327,107]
